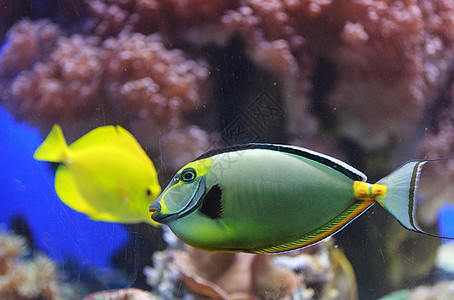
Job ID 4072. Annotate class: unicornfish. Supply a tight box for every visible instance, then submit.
[149,143,450,253]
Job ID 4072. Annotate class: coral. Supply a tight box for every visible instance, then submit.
[230,0,454,149]
[101,32,214,170]
[0,230,63,300]
[325,0,454,150]
[0,19,102,131]
[146,248,302,299]
[101,32,208,122]
[83,0,454,151]
[86,0,234,38]
[250,254,300,300]
[145,231,356,299]
[0,19,60,77]
[83,288,157,300]
[185,0,454,149]
[84,0,315,140]
[6,34,102,127]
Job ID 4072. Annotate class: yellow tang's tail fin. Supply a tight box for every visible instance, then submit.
[375,160,453,239]
[34,124,69,163]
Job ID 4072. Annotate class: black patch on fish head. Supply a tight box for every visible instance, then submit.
[200,184,224,219]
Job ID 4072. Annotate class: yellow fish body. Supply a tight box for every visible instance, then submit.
[34,124,161,225]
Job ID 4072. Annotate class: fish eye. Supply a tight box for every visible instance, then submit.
[181,168,197,183]
[146,188,151,196]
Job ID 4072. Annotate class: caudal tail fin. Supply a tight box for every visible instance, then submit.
[33,124,69,163]
[375,160,450,238]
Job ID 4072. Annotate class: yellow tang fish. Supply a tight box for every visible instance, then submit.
[34,124,161,225]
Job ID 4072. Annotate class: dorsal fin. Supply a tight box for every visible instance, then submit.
[195,143,366,181]
[200,184,224,219]
[69,125,152,166]
[33,124,69,163]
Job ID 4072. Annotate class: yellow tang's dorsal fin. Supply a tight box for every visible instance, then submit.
[69,125,152,166]
[34,124,69,163]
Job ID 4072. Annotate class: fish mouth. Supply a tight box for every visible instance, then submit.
[149,201,174,223]
[148,203,160,220]
[149,176,206,223]
[149,202,173,223]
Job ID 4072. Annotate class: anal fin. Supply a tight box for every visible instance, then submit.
[250,200,375,254]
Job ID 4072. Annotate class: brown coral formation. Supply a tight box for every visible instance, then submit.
[167,248,302,299]
[100,32,213,169]
[102,32,208,123]
[6,34,102,126]
[325,0,454,150]
[80,0,454,151]
[0,230,63,300]
[0,19,60,77]
[191,0,454,149]
[250,254,300,300]
[86,0,234,38]
[145,239,357,299]
[0,19,102,131]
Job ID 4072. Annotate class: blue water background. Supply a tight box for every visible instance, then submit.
[0,106,128,268]
[440,204,454,242]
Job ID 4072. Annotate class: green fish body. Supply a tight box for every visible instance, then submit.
[150,144,437,253]
[34,124,161,225]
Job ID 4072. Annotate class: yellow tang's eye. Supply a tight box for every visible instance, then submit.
[181,167,197,183]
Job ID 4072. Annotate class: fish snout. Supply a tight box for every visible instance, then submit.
[149,202,161,220]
